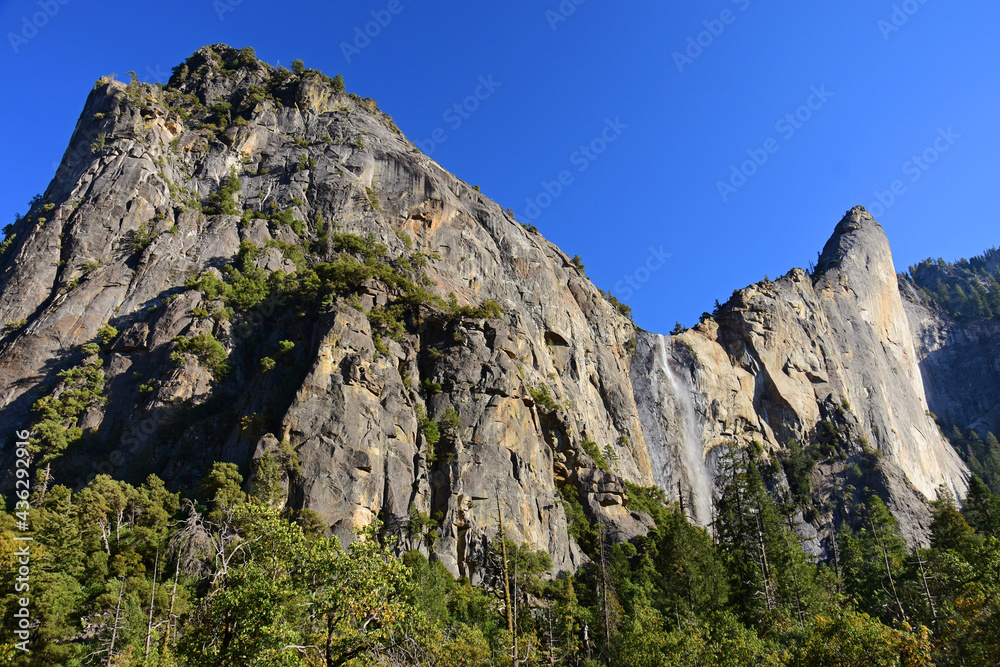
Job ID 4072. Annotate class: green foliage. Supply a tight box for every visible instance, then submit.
[332,231,386,262]
[948,426,1000,494]
[450,298,505,320]
[581,439,609,472]
[207,100,232,128]
[394,227,413,249]
[416,404,441,450]
[237,46,256,65]
[715,448,823,625]
[259,356,276,373]
[962,475,1000,536]
[838,495,910,624]
[780,439,816,504]
[81,258,102,275]
[905,248,1000,322]
[365,186,380,210]
[250,451,284,506]
[6,455,1000,666]
[170,332,230,379]
[408,507,439,546]
[529,383,561,412]
[332,72,346,93]
[96,323,118,346]
[203,170,242,215]
[0,233,17,259]
[295,153,316,173]
[185,270,231,302]
[439,407,461,435]
[600,288,633,320]
[4,317,27,331]
[930,488,981,556]
[558,482,597,554]
[197,461,245,521]
[290,59,306,75]
[126,220,155,253]
[29,347,106,463]
[624,483,671,527]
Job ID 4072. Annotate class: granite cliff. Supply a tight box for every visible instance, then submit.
[0,45,977,572]
[633,209,970,548]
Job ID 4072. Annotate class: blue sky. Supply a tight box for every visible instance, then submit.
[1,0,997,333]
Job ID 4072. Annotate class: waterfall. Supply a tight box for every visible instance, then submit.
[655,336,714,525]
[632,333,714,526]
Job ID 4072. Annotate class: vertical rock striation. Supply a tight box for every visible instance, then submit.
[0,46,979,571]
[632,208,969,545]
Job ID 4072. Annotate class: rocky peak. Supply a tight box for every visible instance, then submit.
[815,206,926,401]
[0,46,977,569]
[634,206,968,547]
[0,45,651,578]
[815,206,890,275]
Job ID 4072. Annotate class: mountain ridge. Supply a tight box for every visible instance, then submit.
[0,44,981,571]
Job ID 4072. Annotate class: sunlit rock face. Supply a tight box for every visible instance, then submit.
[632,207,969,546]
[0,45,655,579]
[0,43,974,573]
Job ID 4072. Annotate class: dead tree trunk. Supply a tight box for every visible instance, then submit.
[164,559,179,649]
[915,550,939,633]
[108,578,126,661]
[599,523,613,650]
[145,548,159,660]
[869,517,907,622]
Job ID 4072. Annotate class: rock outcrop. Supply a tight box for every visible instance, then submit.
[0,45,652,579]
[902,283,1000,436]
[632,208,969,545]
[0,45,977,570]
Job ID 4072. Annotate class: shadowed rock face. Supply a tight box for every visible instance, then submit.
[0,45,976,570]
[901,282,1000,437]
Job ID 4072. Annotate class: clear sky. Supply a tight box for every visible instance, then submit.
[1,0,997,333]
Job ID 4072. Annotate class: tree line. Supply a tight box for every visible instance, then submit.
[3,447,1000,665]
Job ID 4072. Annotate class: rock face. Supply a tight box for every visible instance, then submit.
[0,45,651,579]
[0,45,977,570]
[631,208,969,545]
[902,283,1000,436]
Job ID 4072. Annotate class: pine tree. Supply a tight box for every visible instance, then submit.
[839,496,910,624]
[963,475,1000,536]
[714,448,821,625]
[930,487,981,556]
[650,506,729,622]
